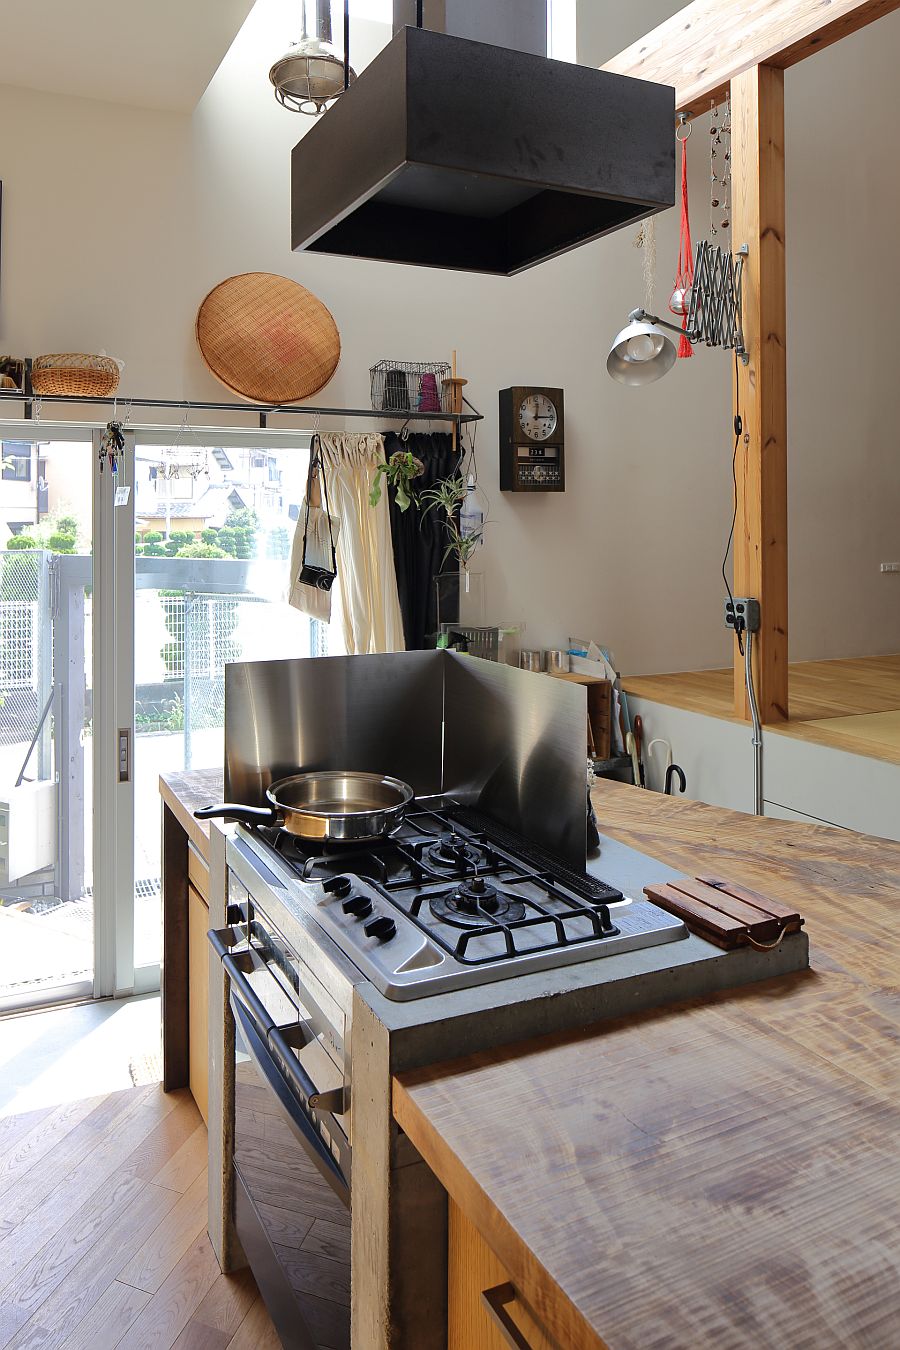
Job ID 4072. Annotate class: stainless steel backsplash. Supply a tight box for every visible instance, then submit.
[225,651,587,866]
[225,652,444,803]
[442,654,587,866]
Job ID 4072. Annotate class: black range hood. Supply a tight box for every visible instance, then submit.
[291,25,675,276]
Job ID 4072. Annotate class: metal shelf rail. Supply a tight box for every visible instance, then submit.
[0,388,482,430]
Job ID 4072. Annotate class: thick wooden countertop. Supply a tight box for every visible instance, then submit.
[393,781,900,1350]
[159,767,223,862]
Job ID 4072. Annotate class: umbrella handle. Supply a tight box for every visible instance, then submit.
[647,738,673,771]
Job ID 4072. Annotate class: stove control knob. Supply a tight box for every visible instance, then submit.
[342,895,373,918]
[364,915,397,942]
[324,876,353,899]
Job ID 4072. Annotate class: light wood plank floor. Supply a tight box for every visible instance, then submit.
[0,1084,280,1349]
[623,653,900,765]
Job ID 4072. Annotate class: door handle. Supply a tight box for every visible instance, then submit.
[481,1282,556,1350]
[212,928,345,1119]
[220,949,276,1041]
[276,1023,346,1115]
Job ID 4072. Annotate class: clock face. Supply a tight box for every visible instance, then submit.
[518,392,558,442]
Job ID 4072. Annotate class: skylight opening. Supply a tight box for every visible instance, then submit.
[548,0,577,61]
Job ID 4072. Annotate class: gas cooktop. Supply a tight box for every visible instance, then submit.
[232,800,688,1001]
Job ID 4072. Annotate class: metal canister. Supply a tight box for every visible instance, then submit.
[519,650,543,672]
[543,649,570,673]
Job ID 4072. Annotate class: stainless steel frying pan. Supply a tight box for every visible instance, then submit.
[195,770,414,843]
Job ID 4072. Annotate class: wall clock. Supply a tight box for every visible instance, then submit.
[499,386,565,492]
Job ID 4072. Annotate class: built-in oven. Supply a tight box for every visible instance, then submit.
[210,888,351,1350]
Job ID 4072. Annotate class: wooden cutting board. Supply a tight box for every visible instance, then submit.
[644,875,804,950]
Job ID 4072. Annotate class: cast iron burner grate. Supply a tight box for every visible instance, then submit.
[256,825,394,883]
[421,834,487,873]
[430,877,527,928]
[449,805,623,906]
[404,877,620,964]
[247,800,626,969]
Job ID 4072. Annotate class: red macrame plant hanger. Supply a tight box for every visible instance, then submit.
[670,120,694,359]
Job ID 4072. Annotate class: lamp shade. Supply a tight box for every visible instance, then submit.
[606,319,677,386]
[270,37,356,114]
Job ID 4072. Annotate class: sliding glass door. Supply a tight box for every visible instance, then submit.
[0,424,333,1008]
[0,425,137,1007]
[0,435,95,1009]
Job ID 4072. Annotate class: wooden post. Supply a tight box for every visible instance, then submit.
[731,64,788,722]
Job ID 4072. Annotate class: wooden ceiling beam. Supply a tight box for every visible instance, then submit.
[603,0,900,116]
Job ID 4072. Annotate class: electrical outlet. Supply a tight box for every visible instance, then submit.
[880,562,900,573]
[724,597,761,633]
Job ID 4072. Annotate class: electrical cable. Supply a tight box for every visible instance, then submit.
[726,346,764,814]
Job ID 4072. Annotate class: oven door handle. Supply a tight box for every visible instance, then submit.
[268,1025,344,1116]
[208,924,243,962]
[212,928,345,1118]
[220,950,277,1041]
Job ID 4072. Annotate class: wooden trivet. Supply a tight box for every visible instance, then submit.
[644,875,804,951]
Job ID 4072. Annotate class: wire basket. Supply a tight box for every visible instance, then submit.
[32,353,121,398]
[370,359,451,414]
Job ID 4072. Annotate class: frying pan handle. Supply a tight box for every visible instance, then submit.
[194,803,278,826]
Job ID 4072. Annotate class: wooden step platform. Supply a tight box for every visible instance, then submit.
[623,653,900,766]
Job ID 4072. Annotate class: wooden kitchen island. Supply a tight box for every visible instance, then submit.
[394,781,900,1350]
[160,769,900,1347]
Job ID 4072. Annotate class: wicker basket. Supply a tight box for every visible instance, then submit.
[196,273,341,404]
[0,374,17,391]
[32,353,121,398]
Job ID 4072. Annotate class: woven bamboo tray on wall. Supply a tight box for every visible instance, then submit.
[196,272,341,405]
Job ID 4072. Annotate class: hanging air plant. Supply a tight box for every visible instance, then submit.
[369,449,425,512]
[419,473,484,569]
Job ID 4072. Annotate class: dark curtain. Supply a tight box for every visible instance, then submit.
[385,431,458,650]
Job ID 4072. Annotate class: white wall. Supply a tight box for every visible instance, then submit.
[785,32,900,660]
[0,84,192,394]
[1,0,899,674]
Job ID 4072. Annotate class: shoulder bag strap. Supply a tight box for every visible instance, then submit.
[301,435,337,574]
